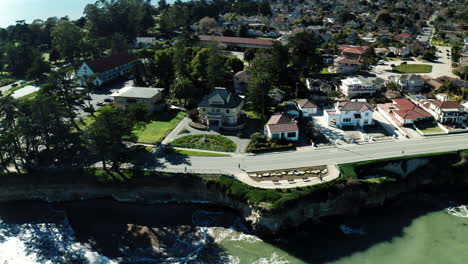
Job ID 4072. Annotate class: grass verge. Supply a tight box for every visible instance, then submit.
[165,148,231,157]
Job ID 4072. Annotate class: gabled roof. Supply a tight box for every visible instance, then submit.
[85,52,137,73]
[335,56,362,64]
[337,101,373,112]
[199,87,243,108]
[338,45,368,54]
[297,99,317,109]
[266,113,298,133]
[199,35,274,46]
[397,33,412,38]
[431,101,464,109]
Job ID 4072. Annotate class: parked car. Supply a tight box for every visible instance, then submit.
[377,60,385,65]
[96,101,106,106]
[104,98,113,103]
[401,62,407,65]
[390,64,396,67]
[19,80,26,85]
[11,83,18,87]
[84,95,91,100]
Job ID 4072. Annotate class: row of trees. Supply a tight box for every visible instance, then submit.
[0,70,146,177]
[246,32,324,116]
[133,41,244,107]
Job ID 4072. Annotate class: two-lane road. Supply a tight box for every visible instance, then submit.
[158,134,468,174]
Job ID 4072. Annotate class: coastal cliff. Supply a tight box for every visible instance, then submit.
[1,152,467,237]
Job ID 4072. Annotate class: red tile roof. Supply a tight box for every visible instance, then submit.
[338,45,368,54]
[86,52,137,73]
[266,114,298,133]
[391,99,432,120]
[199,35,274,46]
[397,33,412,38]
[431,101,464,109]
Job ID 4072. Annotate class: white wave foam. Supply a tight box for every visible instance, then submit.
[253,252,289,264]
[445,205,468,218]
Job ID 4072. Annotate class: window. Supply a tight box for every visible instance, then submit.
[272,133,280,139]
[364,112,369,116]
[287,132,296,138]
[226,109,230,113]
[343,118,351,122]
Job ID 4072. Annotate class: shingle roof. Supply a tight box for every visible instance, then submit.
[266,113,298,133]
[86,52,137,73]
[335,56,362,64]
[297,99,317,109]
[337,101,373,112]
[198,87,244,108]
[199,35,274,46]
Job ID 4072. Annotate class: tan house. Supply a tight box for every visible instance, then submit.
[111,86,165,111]
[233,71,249,94]
[334,56,362,73]
[198,87,245,130]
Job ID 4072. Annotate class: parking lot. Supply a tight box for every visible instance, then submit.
[76,79,133,117]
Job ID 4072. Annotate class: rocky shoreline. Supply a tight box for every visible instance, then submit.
[1,155,467,237]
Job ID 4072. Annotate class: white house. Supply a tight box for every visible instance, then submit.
[111,86,165,111]
[297,99,318,117]
[389,74,425,93]
[339,76,384,98]
[325,100,374,128]
[416,100,466,124]
[77,52,137,87]
[264,113,299,141]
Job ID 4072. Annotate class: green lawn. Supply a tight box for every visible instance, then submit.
[77,113,100,130]
[392,64,432,73]
[165,148,231,157]
[320,67,333,74]
[18,91,38,101]
[170,134,237,152]
[385,57,402,61]
[244,110,262,120]
[419,125,444,134]
[133,111,186,144]
[431,39,451,47]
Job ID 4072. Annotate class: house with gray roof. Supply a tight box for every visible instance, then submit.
[111,86,165,111]
[198,87,245,129]
[325,100,374,128]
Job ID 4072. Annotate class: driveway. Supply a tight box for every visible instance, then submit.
[12,85,40,99]
[161,116,251,153]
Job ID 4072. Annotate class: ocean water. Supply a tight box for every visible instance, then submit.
[0,0,181,28]
[0,195,467,264]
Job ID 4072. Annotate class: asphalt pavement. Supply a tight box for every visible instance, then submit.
[154,133,468,174]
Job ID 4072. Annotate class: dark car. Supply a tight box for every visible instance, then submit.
[84,95,91,100]
[401,62,407,65]
[390,64,396,67]
[104,98,113,103]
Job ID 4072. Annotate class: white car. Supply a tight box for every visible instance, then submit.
[377,60,385,65]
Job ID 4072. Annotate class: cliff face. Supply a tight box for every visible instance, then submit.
[1,156,467,237]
